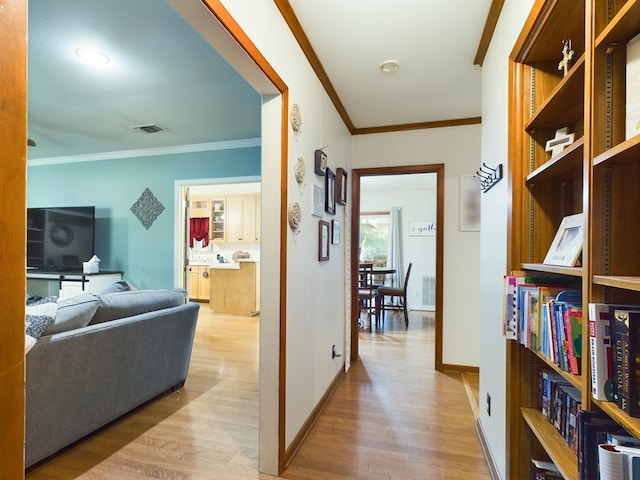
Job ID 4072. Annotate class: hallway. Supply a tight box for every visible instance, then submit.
[26,309,489,479]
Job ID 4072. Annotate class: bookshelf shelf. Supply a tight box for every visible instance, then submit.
[525,56,585,132]
[595,0,640,47]
[595,400,640,441]
[593,134,640,167]
[521,263,583,277]
[593,275,640,291]
[521,408,578,480]
[526,137,584,184]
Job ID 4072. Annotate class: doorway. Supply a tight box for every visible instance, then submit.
[350,165,445,370]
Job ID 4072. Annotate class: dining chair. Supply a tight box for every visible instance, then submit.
[358,263,377,328]
[375,262,412,328]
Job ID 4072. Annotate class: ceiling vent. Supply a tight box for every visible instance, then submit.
[128,123,167,134]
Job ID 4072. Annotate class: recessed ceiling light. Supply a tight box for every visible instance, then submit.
[379,59,400,73]
[75,47,110,67]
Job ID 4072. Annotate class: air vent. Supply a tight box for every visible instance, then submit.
[128,123,167,134]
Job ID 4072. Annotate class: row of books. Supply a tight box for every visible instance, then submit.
[539,369,581,453]
[504,274,582,373]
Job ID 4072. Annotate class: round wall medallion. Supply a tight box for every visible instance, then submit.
[288,202,302,231]
[290,103,302,134]
[294,156,306,184]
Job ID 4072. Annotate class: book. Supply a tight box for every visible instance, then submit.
[578,410,627,480]
[532,459,563,479]
[611,308,640,416]
[564,304,583,374]
[589,303,615,401]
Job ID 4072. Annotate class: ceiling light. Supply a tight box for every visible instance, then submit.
[379,59,400,73]
[75,47,110,67]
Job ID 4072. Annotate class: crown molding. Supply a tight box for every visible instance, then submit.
[28,137,262,167]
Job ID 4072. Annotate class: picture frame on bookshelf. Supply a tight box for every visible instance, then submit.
[543,213,584,267]
[318,220,330,261]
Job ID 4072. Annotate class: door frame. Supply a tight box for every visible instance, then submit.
[350,164,445,370]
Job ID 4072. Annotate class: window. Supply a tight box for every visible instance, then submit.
[359,211,389,266]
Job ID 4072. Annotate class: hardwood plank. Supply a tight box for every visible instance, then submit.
[27,309,489,479]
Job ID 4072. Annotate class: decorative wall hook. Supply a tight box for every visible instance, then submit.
[475,163,503,193]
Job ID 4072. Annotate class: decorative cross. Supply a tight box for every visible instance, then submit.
[558,39,574,76]
[545,127,575,157]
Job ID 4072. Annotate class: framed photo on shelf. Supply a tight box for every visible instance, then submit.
[312,184,324,217]
[331,219,341,245]
[325,168,336,215]
[336,167,347,205]
[314,149,327,176]
[318,220,330,261]
[543,213,584,267]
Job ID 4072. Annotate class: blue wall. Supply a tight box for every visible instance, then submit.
[27,147,260,289]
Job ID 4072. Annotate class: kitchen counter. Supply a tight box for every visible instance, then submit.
[209,261,260,315]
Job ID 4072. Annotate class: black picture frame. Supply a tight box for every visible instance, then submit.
[336,167,347,205]
[325,167,335,214]
[314,149,327,176]
[318,220,330,261]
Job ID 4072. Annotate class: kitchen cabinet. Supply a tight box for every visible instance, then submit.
[189,196,210,218]
[210,198,226,242]
[188,265,210,301]
[209,261,259,315]
[226,195,260,243]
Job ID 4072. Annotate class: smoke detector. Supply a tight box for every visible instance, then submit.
[128,123,167,134]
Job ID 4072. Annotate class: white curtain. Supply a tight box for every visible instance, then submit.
[387,207,403,289]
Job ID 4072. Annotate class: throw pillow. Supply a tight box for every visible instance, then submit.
[25,334,37,353]
[43,293,100,336]
[25,296,58,339]
[89,288,187,325]
[98,280,134,295]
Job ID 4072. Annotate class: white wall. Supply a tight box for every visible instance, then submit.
[218,0,353,454]
[361,186,437,309]
[478,1,535,478]
[352,126,481,367]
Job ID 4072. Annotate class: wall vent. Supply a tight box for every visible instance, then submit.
[128,123,167,134]
[422,275,436,309]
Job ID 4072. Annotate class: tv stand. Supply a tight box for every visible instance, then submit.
[26,270,123,299]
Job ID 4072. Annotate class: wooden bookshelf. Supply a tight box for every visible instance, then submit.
[507,0,640,478]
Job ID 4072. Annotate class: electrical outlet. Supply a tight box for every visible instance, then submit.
[486,393,491,416]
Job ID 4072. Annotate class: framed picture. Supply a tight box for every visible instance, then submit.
[314,149,327,176]
[325,167,336,215]
[336,167,347,205]
[460,174,481,231]
[312,184,324,217]
[543,213,584,267]
[318,220,330,261]
[331,219,341,244]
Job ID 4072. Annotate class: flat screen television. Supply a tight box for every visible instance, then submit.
[26,206,95,271]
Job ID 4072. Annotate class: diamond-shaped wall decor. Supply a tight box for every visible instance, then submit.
[131,188,165,230]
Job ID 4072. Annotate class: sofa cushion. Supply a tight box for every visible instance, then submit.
[89,288,188,325]
[26,296,58,339]
[44,293,100,336]
[99,280,134,295]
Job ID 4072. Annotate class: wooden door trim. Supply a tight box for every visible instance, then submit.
[350,164,445,370]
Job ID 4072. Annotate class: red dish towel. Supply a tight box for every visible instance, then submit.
[190,217,209,248]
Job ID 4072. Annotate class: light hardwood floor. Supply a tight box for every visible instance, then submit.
[26,307,490,479]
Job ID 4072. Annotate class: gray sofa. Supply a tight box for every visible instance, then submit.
[25,287,200,468]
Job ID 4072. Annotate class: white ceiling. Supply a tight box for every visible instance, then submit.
[27,0,491,161]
